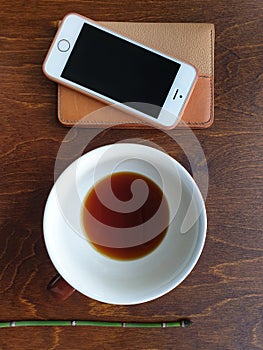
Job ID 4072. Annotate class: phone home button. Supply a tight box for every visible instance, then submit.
[57,39,70,52]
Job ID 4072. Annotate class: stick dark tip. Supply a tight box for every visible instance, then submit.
[181,320,193,328]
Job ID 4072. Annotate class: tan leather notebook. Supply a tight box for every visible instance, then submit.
[58,22,215,129]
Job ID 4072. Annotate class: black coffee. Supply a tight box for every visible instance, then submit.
[82,172,169,260]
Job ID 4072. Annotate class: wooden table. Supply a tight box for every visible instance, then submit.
[1,1,262,349]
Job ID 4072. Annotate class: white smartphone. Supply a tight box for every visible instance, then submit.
[43,13,198,129]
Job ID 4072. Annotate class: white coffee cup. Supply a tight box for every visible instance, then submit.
[43,143,206,305]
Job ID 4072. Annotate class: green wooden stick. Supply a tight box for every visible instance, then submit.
[0,319,192,328]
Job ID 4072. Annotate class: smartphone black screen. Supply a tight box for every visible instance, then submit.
[61,23,180,118]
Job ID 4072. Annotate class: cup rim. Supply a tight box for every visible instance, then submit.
[43,143,207,304]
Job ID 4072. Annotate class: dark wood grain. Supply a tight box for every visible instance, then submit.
[0,1,262,349]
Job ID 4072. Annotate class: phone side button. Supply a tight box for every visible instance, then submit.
[57,39,70,52]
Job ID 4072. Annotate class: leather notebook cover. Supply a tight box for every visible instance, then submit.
[58,22,215,129]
